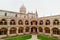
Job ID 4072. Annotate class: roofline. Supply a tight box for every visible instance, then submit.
[38,15,60,19]
[0,10,20,13]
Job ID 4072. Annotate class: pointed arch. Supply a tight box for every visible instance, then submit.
[10,27,16,34]
[25,27,30,32]
[10,19,16,25]
[39,27,43,32]
[0,28,7,35]
[31,27,37,33]
[53,19,59,25]
[0,19,7,25]
[39,20,43,25]
[18,20,23,25]
[18,27,24,33]
[45,20,50,25]
[25,20,29,25]
[44,27,50,33]
[52,28,60,35]
[31,20,37,25]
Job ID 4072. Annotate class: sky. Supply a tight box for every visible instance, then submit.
[0,0,60,17]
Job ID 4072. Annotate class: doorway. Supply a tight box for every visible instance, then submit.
[31,27,37,34]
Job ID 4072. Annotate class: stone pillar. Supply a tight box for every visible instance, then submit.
[22,19,25,26]
[29,27,30,34]
[24,27,25,34]
[30,27,31,34]
[37,27,39,34]
[7,19,10,26]
[43,27,45,35]
[15,19,18,36]
[16,18,18,26]
[50,27,53,37]
[23,19,25,26]
[16,27,18,35]
[7,28,10,37]
[7,19,10,36]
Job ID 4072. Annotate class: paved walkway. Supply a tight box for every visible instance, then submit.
[27,34,39,40]
[0,39,4,40]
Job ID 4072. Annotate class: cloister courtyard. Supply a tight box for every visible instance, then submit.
[0,4,60,40]
[2,34,59,40]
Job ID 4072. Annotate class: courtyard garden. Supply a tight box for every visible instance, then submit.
[4,34,60,40]
[4,34,32,40]
[37,34,59,40]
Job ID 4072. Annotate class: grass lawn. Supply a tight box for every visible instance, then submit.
[37,34,59,40]
[5,34,32,40]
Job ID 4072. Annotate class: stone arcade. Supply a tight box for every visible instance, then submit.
[0,5,60,38]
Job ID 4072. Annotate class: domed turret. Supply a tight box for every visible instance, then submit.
[20,4,26,14]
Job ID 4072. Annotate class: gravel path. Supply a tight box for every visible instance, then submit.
[27,34,39,40]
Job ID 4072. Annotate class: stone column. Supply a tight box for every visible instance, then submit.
[30,27,31,34]
[7,28,10,37]
[23,19,25,26]
[16,18,18,32]
[7,19,10,26]
[7,19,10,36]
[37,27,39,34]
[50,27,53,37]
[43,27,45,35]
[16,27,18,35]
[24,27,25,34]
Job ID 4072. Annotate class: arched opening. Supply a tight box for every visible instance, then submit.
[31,20,37,25]
[18,27,24,33]
[0,28,7,35]
[31,27,37,34]
[10,27,16,34]
[44,27,50,33]
[52,28,60,35]
[39,20,43,25]
[10,19,16,25]
[0,19,7,25]
[45,20,50,25]
[25,20,29,25]
[18,20,23,25]
[25,27,30,32]
[53,19,59,25]
[39,27,43,32]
